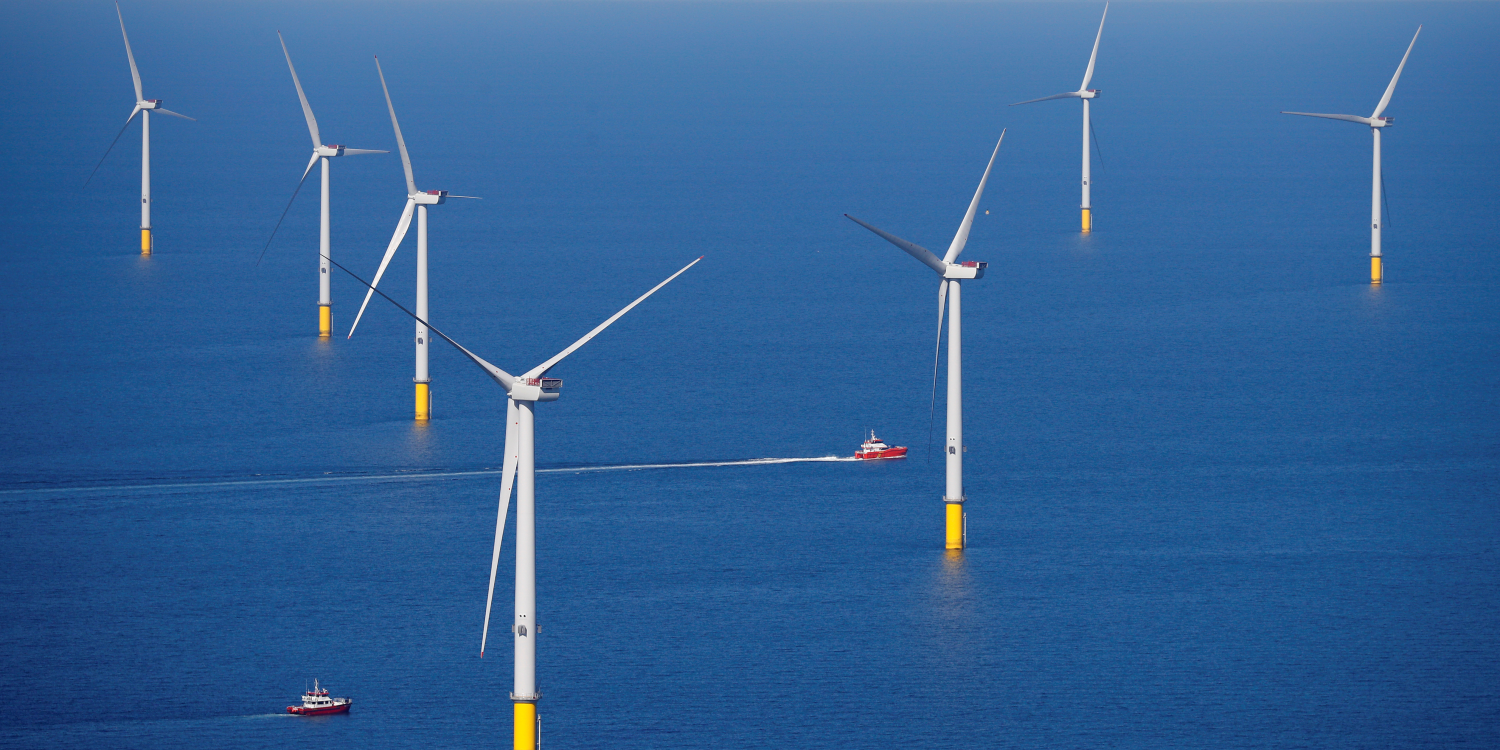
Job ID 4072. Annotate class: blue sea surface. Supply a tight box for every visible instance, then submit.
[1,2,1497,748]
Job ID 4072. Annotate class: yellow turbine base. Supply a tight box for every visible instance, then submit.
[1081,208,1092,233]
[514,702,537,750]
[946,502,965,550]
[140,229,152,255]
[1371,256,1383,285]
[415,382,431,421]
[318,306,331,338]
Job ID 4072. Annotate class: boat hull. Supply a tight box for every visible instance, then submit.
[855,447,907,460]
[288,702,351,716]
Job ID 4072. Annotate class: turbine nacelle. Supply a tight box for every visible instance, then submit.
[137,99,162,109]
[414,190,447,205]
[1081,89,1102,99]
[508,378,563,403]
[943,261,987,280]
[1373,116,1394,128]
[315,144,347,156]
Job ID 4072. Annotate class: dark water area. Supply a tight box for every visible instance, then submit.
[1,2,1496,747]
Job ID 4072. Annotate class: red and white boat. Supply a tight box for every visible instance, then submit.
[287,679,352,716]
[855,431,908,460]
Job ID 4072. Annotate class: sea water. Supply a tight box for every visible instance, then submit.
[0,2,1496,747]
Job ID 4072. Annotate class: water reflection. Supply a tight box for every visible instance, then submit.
[933,548,973,623]
[1072,231,1097,256]
[406,418,435,464]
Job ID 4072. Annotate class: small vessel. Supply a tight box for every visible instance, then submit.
[287,679,352,716]
[855,430,908,460]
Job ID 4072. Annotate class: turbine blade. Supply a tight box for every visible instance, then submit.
[943,130,1004,264]
[278,32,321,148]
[348,198,415,338]
[339,148,388,156]
[83,105,141,188]
[1381,164,1393,229]
[927,280,948,457]
[152,108,195,121]
[480,399,520,658]
[1009,92,1078,106]
[1091,119,1105,173]
[256,151,320,266]
[844,214,946,274]
[1281,111,1373,125]
[1081,2,1109,90]
[374,56,418,195]
[1373,25,1421,119]
[523,256,705,379]
[299,151,319,182]
[326,254,514,388]
[116,3,143,102]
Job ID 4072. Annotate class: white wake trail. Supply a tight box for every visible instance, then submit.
[0,457,858,496]
[542,456,854,473]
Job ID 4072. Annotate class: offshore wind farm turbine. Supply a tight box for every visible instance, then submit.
[348,56,478,420]
[329,253,701,750]
[1010,2,1108,233]
[1282,26,1421,285]
[86,3,195,255]
[845,132,1003,551]
[262,33,386,337]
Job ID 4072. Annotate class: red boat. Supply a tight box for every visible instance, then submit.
[287,679,352,716]
[855,431,908,460]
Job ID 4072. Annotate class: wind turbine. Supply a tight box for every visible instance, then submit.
[845,132,1003,551]
[348,56,478,420]
[1282,26,1421,285]
[328,252,701,750]
[1010,3,1108,233]
[86,3,195,255]
[262,33,386,337]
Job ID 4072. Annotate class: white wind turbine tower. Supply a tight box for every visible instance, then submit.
[261,33,386,338]
[328,253,701,750]
[348,56,478,420]
[1010,2,1108,233]
[86,3,195,255]
[1283,26,1421,285]
[845,132,1003,551]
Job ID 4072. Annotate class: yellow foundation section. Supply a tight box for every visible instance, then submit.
[318,306,331,338]
[415,382,431,421]
[140,229,152,255]
[1081,208,1092,233]
[514,702,537,750]
[945,502,965,550]
[1371,256,1382,284]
